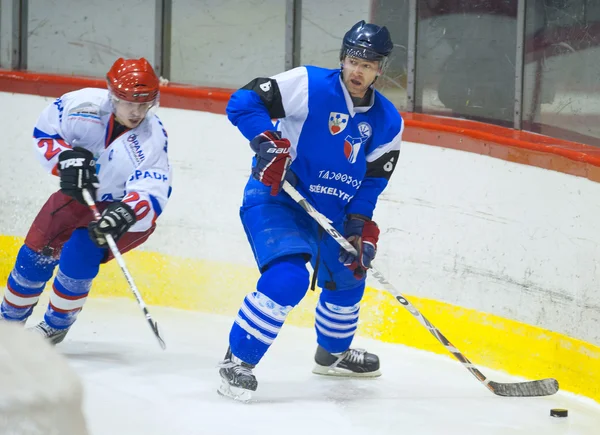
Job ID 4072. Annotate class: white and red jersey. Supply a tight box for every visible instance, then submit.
[33,87,172,232]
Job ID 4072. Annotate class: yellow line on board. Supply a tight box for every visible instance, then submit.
[1,234,598,402]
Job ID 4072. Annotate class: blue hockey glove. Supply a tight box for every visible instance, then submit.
[339,215,380,279]
[250,130,291,196]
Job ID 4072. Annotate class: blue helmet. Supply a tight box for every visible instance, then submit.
[340,20,393,63]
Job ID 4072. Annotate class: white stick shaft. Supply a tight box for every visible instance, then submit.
[82,190,148,309]
[81,189,165,349]
[281,181,498,390]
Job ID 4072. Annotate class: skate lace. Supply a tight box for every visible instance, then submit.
[36,322,61,336]
[218,360,253,376]
[343,348,366,365]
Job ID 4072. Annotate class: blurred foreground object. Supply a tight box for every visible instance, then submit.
[0,322,89,434]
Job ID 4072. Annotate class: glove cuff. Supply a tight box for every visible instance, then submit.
[250,130,284,153]
[114,202,137,226]
[347,214,370,222]
[362,219,380,245]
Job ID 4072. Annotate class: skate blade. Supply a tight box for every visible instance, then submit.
[312,364,382,378]
[217,379,253,403]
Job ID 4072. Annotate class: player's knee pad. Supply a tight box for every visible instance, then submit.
[2,245,59,321]
[6,244,57,298]
[256,255,310,307]
[14,244,59,283]
[59,228,105,279]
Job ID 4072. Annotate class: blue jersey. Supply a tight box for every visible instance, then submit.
[227,66,403,222]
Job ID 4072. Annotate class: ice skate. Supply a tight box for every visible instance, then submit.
[313,345,381,377]
[31,321,70,345]
[217,347,258,402]
[0,313,26,325]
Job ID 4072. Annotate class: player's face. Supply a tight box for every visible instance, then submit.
[342,56,380,98]
[113,99,155,128]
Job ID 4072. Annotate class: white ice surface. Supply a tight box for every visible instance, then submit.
[20,298,600,435]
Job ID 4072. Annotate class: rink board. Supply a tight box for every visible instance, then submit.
[1,234,598,403]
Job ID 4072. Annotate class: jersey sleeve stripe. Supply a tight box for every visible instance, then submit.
[365,121,404,162]
[149,194,163,216]
[33,127,62,140]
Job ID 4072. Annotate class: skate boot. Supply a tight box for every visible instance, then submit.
[0,314,26,325]
[313,345,381,377]
[31,321,70,345]
[217,347,258,402]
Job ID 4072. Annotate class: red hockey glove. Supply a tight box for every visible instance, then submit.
[339,215,380,279]
[249,131,291,196]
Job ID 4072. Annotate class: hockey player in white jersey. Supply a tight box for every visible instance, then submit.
[0,58,172,344]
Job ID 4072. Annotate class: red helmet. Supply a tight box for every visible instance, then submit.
[106,58,159,103]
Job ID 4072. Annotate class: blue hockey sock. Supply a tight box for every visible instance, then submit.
[44,229,104,329]
[315,282,365,353]
[1,245,58,322]
[229,255,309,365]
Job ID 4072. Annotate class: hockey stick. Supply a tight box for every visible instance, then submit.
[82,189,166,350]
[282,181,558,397]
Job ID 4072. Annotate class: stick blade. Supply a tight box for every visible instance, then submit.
[489,378,559,397]
[155,332,167,350]
[147,318,167,350]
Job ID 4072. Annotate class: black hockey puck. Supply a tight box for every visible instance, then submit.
[550,408,568,418]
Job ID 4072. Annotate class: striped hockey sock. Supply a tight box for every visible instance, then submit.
[44,269,93,330]
[315,300,360,354]
[229,291,292,365]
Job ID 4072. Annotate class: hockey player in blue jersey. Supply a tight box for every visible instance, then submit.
[218,20,403,401]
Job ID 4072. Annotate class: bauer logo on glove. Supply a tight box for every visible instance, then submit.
[249,130,292,196]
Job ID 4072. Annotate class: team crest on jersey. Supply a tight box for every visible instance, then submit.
[343,136,363,164]
[358,122,372,140]
[329,112,349,135]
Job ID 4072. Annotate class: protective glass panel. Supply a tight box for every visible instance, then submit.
[416,0,518,127]
[301,0,409,109]
[370,0,410,110]
[170,0,286,88]
[523,0,600,146]
[27,0,156,76]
